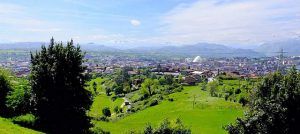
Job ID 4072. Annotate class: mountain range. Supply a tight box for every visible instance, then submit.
[1,39,300,57]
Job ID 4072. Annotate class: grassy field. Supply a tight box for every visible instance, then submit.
[92,85,244,133]
[88,77,124,118]
[0,117,41,134]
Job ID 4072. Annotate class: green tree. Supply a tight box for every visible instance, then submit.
[0,68,12,117]
[141,79,159,97]
[207,81,218,97]
[6,78,31,115]
[226,67,300,134]
[30,38,92,133]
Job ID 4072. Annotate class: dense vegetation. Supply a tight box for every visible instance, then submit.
[226,67,300,134]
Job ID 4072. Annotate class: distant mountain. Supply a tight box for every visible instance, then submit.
[0,42,44,50]
[0,42,267,57]
[80,43,120,52]
[255,39,300,56]
[0,42,119,52]
[129,43,264,58]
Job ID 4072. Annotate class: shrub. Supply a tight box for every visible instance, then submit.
[149,99,158,106]
[102,107,111,117]
[238,96,248,106]
[11,114,36,128]
[234,88,241,94]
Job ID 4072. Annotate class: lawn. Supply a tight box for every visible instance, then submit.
[0,117,42,134]
[92,85,244,133]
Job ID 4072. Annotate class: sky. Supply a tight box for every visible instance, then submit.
[0,0,300,47]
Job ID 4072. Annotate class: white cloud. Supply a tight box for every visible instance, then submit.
[160,0,300,45]
[130,19,141,26]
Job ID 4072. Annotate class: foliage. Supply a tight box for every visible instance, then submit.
[141,79,159,97]
[142,118,191,134]
[0,68,12,117]
[102,107,111,117]
[207,81,218,97]
[11,114,36,128]
[149,99,158,107]
[6,77,31,116]
[226,67,300,134]
[30,38,92,133]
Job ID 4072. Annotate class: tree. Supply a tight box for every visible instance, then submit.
[226,67,300,134]
[6,77,31,116]
[0,68,12,117]
[207,81,218,97]
[102,107,111,117]
[164,75,174,85]
[30,38,92,133]
[141,79,159,97]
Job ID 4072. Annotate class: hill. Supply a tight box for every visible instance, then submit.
[129,43,264,58]
[0,42,43,50]
[91,85,243,133]
[80,43,120,52]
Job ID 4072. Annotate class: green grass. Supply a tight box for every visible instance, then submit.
[0,117,42,134]
[92,85,244,133]
[89,93,124,118]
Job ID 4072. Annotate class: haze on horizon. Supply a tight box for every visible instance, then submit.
[0,0,300,47]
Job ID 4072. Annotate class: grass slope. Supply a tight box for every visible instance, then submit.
[0,117,41,134]
[92,85,244,133]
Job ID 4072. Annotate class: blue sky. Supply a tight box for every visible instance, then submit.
[0,0,299,46]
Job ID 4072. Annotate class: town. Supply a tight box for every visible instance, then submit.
[1,50,300,81]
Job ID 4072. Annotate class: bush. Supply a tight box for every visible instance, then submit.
[238,96,248,106]
[102,107,111,117]
[149,99,158,106]
[234,88,241,94]
[168,98,174,102]
[0,68,12,117]
[11,114,36,128]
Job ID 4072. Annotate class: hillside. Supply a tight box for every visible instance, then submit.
[0,117,42,134]
[91,85,244,133]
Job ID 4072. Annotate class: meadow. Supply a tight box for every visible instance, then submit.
[90,84,244,133]
[0,117,41,134]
